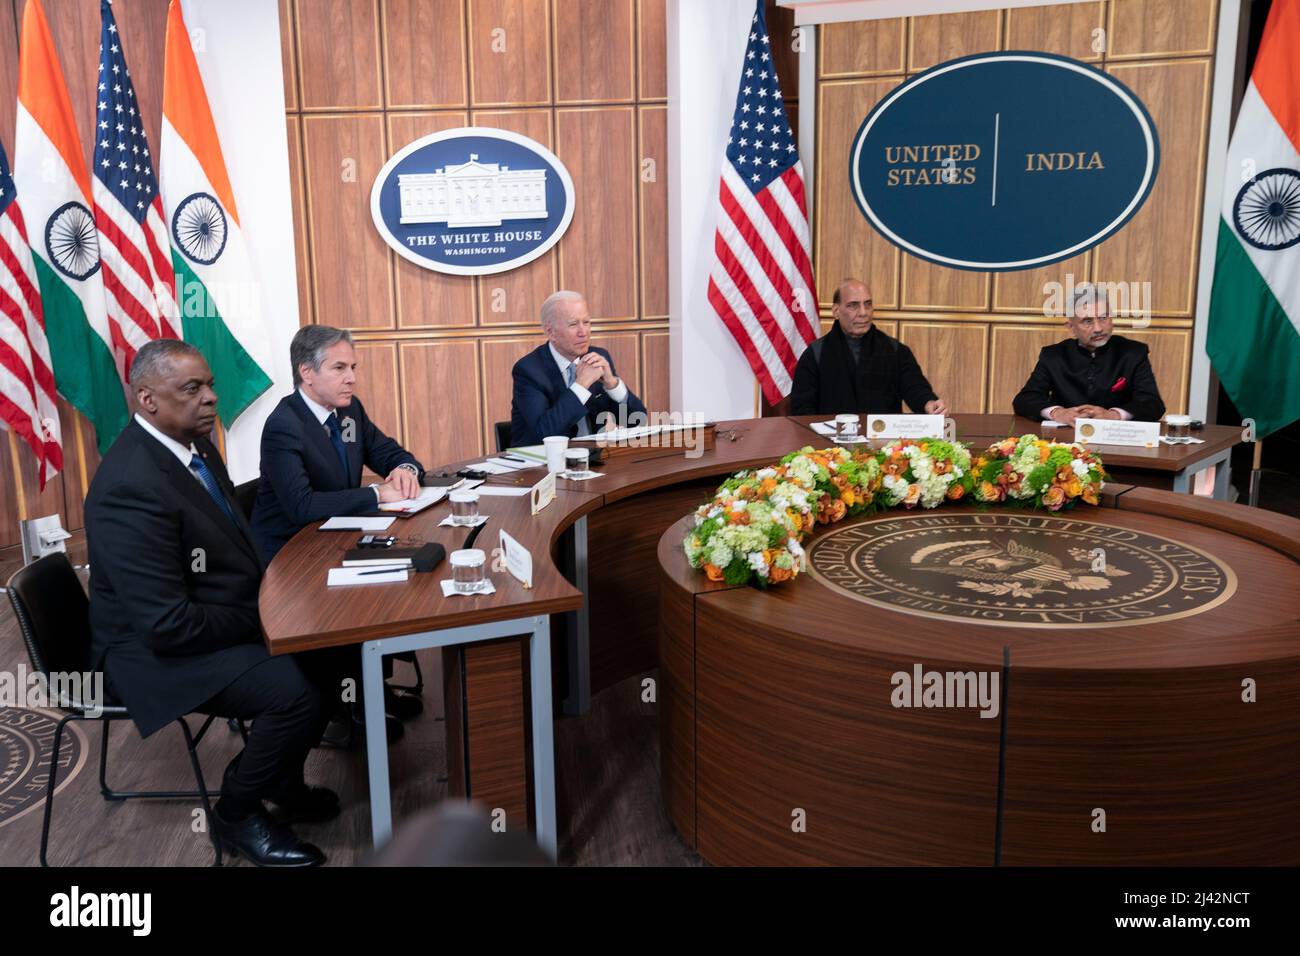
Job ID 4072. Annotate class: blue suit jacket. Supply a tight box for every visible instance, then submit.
[509,344,648,446]
[250,391,423,562]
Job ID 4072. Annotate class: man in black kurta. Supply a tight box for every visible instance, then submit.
[1012,284,1165,424]
[789,279,947,416]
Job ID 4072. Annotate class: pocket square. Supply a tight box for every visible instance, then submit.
[1110,376,1127,393]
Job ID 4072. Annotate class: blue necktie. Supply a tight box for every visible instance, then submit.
[325,412,350,481]
[189,453,237,524]
[566,362,592,437]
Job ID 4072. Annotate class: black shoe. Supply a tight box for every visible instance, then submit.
[384,685,424,721]
[267,784,341,824]
[213,806,325,867]
[318,714,355,749]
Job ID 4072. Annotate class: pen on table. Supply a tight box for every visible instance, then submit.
[500,454,528,464]
[356,566,409,576]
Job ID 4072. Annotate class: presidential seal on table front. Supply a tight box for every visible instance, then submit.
[807,512,1235,627]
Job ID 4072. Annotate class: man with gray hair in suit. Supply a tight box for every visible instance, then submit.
[509,290,648,446]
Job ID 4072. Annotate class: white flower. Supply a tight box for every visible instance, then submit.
[1071,458,1089,478]
[756,467,777,480]
[748,552,769,576]
[730,499,748,512]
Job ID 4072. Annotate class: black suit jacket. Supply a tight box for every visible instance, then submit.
[789,323,937,416]
[86,420,268,738]
[509,344,648,446]
[250,391,422,562]
[1012,334,1166,422]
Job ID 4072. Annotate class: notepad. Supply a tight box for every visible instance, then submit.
[809,420,838,437]
[377,485,449,515]
[320,516,395,531]
[327,567,408,586]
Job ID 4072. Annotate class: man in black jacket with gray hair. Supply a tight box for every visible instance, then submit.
[86,338,334,867]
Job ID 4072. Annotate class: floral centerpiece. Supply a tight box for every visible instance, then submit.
[876,438,975,508]
[973,435,1107,510]
[683,435,1106,588]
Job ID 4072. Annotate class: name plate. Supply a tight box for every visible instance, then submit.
[530,470,556,515]
[1074,418,1160,448]
[499,528,533,589]
[865,414,945,440]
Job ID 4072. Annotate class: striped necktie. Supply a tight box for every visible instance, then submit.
[189,453,237,523]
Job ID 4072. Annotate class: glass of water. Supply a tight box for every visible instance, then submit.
[1165,414,1191,443]
[449,490,479,525]
[450,549,487,593]
[564,447,591,478]
[835,413,860,443]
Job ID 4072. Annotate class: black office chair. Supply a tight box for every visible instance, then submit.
[232,479,259,521]
[5,554,226,866]
[494,421,511,453]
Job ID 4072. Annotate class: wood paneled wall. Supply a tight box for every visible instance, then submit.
[814,0,1217,416]
[283,0,672,468]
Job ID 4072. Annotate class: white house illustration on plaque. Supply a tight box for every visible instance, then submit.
[398,154,548,228]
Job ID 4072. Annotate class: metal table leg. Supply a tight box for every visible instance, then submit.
[528,615,557,859]
[362,639,392,846]
[562,514,591,715]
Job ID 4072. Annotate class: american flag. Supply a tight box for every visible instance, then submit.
[707,0,817,404]
[92,0,179,380]
[0,142,62,487]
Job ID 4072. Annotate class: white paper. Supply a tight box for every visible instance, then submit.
[328,566,408,586]
[485,457,532,472]
[863,414,945,439]
[438,514,490,528]
[320,516,395,531]
[506,445,548,463]
[474,485,533,497]
[467,460,513,475]
[377,485,448,513]
[810,420,838,437]
[1160,436,1206,445]
[1074,418,1161,448]
[500,528,533,588]
[1040,420,1068,429]
[569,422,699,443]
[561,470,604,481]
[440,578,496,597]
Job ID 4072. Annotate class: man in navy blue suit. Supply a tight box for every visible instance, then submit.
[250,325,423,563]
[250,325,426,736]
[510,290,648,446]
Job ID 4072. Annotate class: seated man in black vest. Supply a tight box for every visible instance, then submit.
[789,278,947,416]
[1012,282,1165,424]
[86,339,335,866]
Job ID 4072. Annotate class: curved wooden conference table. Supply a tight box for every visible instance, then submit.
[260,414,1292,864]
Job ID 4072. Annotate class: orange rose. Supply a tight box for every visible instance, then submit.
[768,565,793,583]
[829,499,848,522]
[1042,486,1067,510]
[946,482,966,501]
[704,563,725,581]
[1082,484,1100,506]
[760,477,778,495]
[976,480,1003,503]
[933,459,951,474]
[902,484,922,507]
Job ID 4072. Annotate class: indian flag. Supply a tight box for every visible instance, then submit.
[161,0,271,427]
[1207,0,1300,438]
[15,0,128,454]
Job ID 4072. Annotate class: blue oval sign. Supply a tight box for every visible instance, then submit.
[849,52,1160,271]
[370,127,575,276]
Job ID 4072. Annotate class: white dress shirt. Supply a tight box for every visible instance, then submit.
[134,413,203,484]
[298,387,417,503]
[549,343,628,407]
